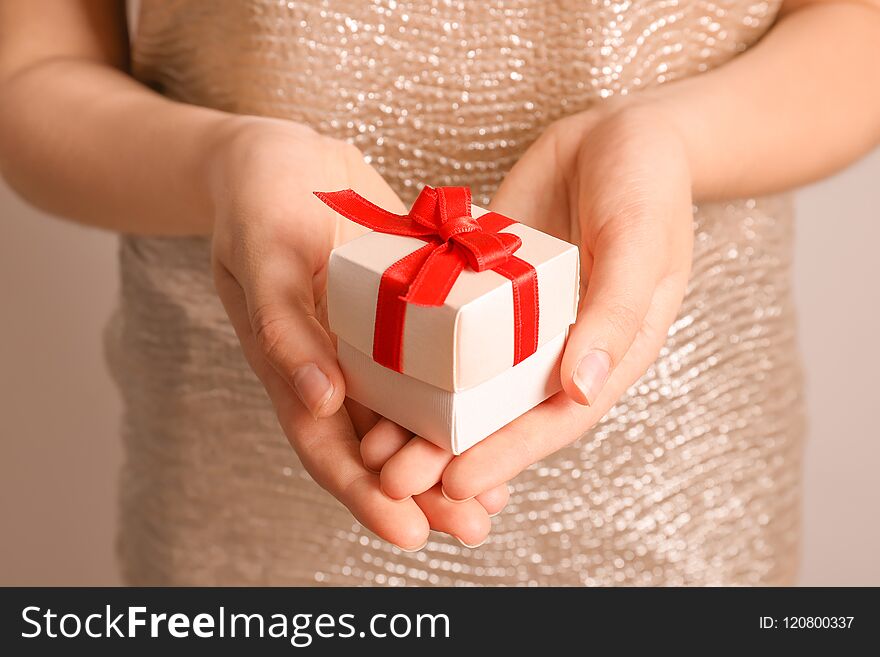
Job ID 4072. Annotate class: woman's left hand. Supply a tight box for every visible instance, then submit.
[365,103,695,508]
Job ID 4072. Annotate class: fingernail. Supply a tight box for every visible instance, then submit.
[454,535,488,549]
[489,511,502,518]
[292,363,334,418]
[396,539,428,553]
[441,487,473,504]
[573,350,611,406]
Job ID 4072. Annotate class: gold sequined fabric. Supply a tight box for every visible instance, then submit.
[107,0,804,585]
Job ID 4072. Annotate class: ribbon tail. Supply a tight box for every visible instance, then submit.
[401,243,466,307]
[314,190,434,237]
[373,243,438,371]
[492,255,540,365]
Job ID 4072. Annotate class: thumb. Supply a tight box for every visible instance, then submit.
[561,224,661,406]
[241,256,345,419]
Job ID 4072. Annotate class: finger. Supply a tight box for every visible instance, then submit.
[345,398,380,437]
[560,219,664,407]
[380,437,453,500]
[475,484,511,515]
[475,484,510,516]
[414,485,492,549]
[359,418,414,473]
[216,268,429,550]
[442,278,684,502]
[441,392,591,501]
[219,246,345,419]
[488,117,582,238]
[490,133,561,226]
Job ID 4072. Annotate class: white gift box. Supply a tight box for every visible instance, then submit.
[327,203,579,454]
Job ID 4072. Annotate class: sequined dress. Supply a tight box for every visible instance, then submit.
[107,0,804,585]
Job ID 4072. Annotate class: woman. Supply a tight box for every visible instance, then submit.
[1,0,877,585]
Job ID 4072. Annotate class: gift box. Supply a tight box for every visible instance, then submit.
[316,186,579,454]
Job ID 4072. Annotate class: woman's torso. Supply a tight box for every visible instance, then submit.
[108,0,804,585]
[133,0,783,208]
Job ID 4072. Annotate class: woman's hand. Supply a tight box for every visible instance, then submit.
[370,104,694,505]
[209,118,505,548]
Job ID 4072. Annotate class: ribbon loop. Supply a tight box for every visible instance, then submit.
[408,186,440,228]
[438,215,481,242]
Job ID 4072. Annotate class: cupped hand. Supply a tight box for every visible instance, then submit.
[373,103,694,506]
[208,118,503,549]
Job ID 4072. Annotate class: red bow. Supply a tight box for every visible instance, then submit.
[316,186,539,373]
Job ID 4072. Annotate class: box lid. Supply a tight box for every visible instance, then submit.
[328,205,579,392]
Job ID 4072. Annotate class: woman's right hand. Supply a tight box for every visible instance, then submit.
[208,118,505,549]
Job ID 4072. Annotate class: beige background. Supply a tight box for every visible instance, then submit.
[1,149,878,586]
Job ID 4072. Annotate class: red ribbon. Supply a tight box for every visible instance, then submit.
[315,186,539,373]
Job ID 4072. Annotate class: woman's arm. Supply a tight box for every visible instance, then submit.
[0,0,233,234]
[641,0,880,202]
[377,0,880,503]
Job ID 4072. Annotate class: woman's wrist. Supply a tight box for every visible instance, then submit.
[204,115,344,235]
[611,91,717,203]
[198,114,272,236]
[570,96,695,198]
